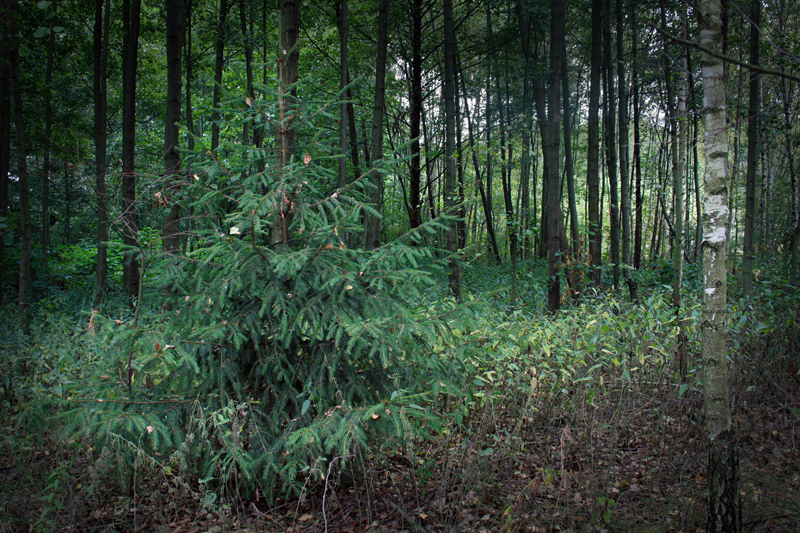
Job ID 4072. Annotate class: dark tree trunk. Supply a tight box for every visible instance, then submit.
[443,0,460,299]
[211,0,229,152]
[185,0,195,151]
[240,0,255,146]
[42,0,57,276]
[271,0,301,249]
[603,0,620,290]
[121,0,142,302]
[8,0,31,322]
[364,0,389,249]
[94,0,110,303]
[408,0,423,228]
[337,0,348,188]
[163,0,183,257]
[742,0,760,298]
[462,80,501,264]
[0,36,8,303]
[632,9,643,270]
[617,0,638,301]
[587,0,602,284]
[545,0,565,312]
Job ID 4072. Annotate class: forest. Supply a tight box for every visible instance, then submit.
[1,0,799,530]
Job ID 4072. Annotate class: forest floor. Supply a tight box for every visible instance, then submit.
[2,349,799,533]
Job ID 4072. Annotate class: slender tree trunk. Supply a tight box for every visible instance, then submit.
[337,0,348,188]
[240,0,255,146]
[0,26,8,302]
[163,0,183,257]
[8,0,30,322]
[632,14,643,270]
[617,0,638,301]
[271,0,301,248]
[211,0,229,152]
[364,0,389,249]
[673,3,687,307]
[562,36,578,260]
[700,0,740,527]
[587,0,602,284]
[63,165,70,243]
[121,0,142,302]
[603,0,620,290]
[407,0,423,229]
[42,0,57,276]
[462,72,501,264]
[94,0,110,303]
[443,0,460,299]
[546,0,565,312]
[782,77,799,285]
[742,0,760,298]
[185,0,195,152]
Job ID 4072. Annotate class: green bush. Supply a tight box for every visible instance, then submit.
[56,80,467,501]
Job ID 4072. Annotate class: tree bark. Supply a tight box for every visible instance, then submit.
[443,0,460,299]
[0,23,8,304]
[742,0,760,298]
[587,0,602,284]
[271,0,301,249]
[699,0,741,527]
[407,0,423,229]
[337,0,348,188]
[617,0,638,301]
[163,0,183,257]
[603,0,620,290]
[364,0,389,249]
[94,0,110,303]
[121,0,142,302]
[211,0,229,152]
[673,3,687,308]
[8,0,30,322]
[42,0,57,276]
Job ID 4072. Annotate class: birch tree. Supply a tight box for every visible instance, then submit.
[699,0,741,527]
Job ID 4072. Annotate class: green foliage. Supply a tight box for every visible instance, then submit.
[39,80,467,502]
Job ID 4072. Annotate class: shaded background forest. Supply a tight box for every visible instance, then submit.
[1,0,798,306]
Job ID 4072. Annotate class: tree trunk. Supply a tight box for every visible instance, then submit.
[632,9,643,270]
[364,0,389,249]
[240,0,255,147]
[42,0,57,276]
[121,0,142,302]
[94,0,110,303]
[587,0,602,284]
[211,0,229,152]
[603,0,620,290]
[742,0,760,298]
[407,0,423,229]
[562,36,578,261]
[185,0,196,152]
[443,0,460,299]
[9,0,30,322]
[163,0,182,258]
[337,0,348,188]
[0,26,8,303]
[617,0,638,302]
[271,0,301,249]
[700,0,741,527]
[673,3,687,308]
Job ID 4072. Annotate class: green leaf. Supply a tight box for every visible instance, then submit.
[678,383,689,397]
[34,27,47,38]
[36,0,51,8]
